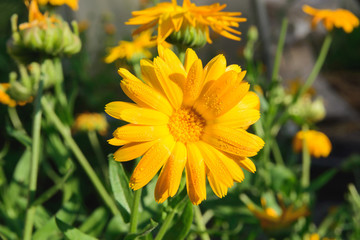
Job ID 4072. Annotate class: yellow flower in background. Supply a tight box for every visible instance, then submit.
[303,5,359,33]
[293,130,332,158]
[246,196,309,230]
[0,83,32,107]
[105,30,156,64]
[126,0,246,45]
[105,46,263,205]
[73,113,108,135]
[20,0,58,30]
[37,0,79,10]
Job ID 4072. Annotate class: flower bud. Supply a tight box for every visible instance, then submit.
[167,24,207,49]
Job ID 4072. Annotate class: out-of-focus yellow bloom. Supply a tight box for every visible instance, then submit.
[78,20,89,33]
[246,196,309,230]
[126,0,246,45]
[73,113,108,135]
[20,0,58,30]
[305,233,335,240]
[37,0,79,10]
[303,5,359,33]
[293,130,332,158]
[0,83,32,107]
[105,30,156,63]
[105,46,263,205]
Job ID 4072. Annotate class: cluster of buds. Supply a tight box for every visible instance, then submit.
[6,59,63,103]
[8,0,81,64]
[288,96,326,124]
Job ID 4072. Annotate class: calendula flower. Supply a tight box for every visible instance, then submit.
[126,0,246,47]
[105,46,264,205]
[105,30,156,64]
[293,130,332,158]
[73,113,108,135]
[20,0,58,30]
[0,83,32,107]
[37,0,79,10]
[303,5,359,33]
[245,196,309,230]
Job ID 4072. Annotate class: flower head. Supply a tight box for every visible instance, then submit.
[105,30,156,64]
[73,113,108,135]
[126,0,246,46]
[245,195,309,231]
[303,5,359,33]
[37,0,79,10]
[293,130,332,158]
[105,46,264,205]
[0,83,32,107]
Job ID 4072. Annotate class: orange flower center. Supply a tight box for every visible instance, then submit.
[168,107,206,143]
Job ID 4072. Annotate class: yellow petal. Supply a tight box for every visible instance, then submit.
[140,59,162,91]
[157,13,174,43]
[118,68,141,83]
[162,47,186,76]
[203,54,226,84]
[114,124,170,142]
[113,140,157,162]
[207,170,228,198]
[153,57,183,109]
[129,136,175,190]
[107,137,130,146]
[155,141,187,203]
[196,141,233,188]
[237,91,260,110]
[213,109,260,129]
[225,64,242,73]
[183,59,204,106]
[220,153,245,182]
[228,155,256,173]
[202,125,264,157]
[106,101,169,125]
[120,78,173,116]
[184,48,199,73]
[185,143,206,205]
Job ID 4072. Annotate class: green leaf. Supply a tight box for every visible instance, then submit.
[163,200,193,240]
[307,168,337,192]
[33,195,81,240]
[0,224,18,240]
[108,154,132,222]
[79,207,109,236]
[105,215,129,240]
[124,219,158,240]
[55,218,98,240]
[6,125,32,147]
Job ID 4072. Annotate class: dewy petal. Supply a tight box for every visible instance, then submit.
[114,140,158,162]
[183,59,204,107]
[226,154,256,173]
[196,141,233,188]
[114,124,170,142]
[213,108,260,129]
[153,57,183,109]
[130,136,175,190]
[202,125,264,157]
[184,48,199,73]
[106,101,169,125]
[120,77,173,116]
[107,137,130,146]
[203,54,226,84]
[237,91,260,110]
[155,141,187,203]
[185,143,206,205]
[140,59,163,91]
[207,169,229,198]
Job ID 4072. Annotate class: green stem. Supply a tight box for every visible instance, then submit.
[155,196,188,240]
[271,18,288,81]
[129,189,142,233]
[271,140,284,165]
[7,107,24,131]
[194,205,210,240]
[297,34,332,100]
[41,97,120,216]
[23,79,44,240]
[301,125,311,203]
[177,45,186,64]
[87,131,108,182]
[133,62,142,79]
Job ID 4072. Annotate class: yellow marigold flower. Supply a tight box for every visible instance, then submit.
[20,0,58,30]
[293,130,332,158]
[0,83,32,107]
[37,0,79,10]
[126,0,246,45]
[303,5,359,33]
[105,46,264,205]
[247,198,309,230]
[105,30,156,64]
[73,113,108,135]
